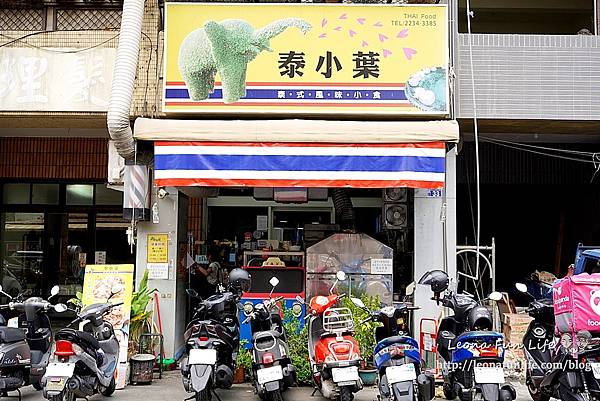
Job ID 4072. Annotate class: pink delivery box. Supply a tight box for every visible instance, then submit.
[553,273,600,333]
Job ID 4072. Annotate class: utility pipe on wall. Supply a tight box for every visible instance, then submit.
[107,0,145,161]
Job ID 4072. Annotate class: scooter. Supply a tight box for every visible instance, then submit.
[41,285,124,401]
[299,271,363,401]
[515,282,600,401]
[181,269,249,401]
[0,285,65,398]
[242,277,296,401]
[418,270,516,401]
[350,283,435,401]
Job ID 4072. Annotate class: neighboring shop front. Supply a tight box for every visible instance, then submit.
[131,3,458,358]
[0,137,133,301]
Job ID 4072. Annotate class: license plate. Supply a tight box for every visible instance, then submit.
[331,367,359,383]
[591,363,600,379]
[257,365,283,384]
[46,378,66,392]
[474,366,505,384]
[189,349,217,365]
[45,363,75,378]
[386,364,417,384]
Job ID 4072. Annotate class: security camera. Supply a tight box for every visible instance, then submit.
[157,187,169,199]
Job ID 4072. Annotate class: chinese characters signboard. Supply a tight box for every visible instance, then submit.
[0,47,116,112]
[81,264,133,389]
[163,3,448,116]
[147,233,169,279]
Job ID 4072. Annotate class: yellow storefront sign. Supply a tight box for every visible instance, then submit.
[147,233,168,263]
[163,3,448,116]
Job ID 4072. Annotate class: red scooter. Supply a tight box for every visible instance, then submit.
[296,271,362,401]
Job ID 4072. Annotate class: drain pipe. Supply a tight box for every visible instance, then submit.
[107,0,144,161]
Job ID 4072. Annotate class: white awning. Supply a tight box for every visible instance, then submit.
[134,118,459,143]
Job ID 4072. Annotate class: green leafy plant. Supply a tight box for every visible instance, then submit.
[129,270,158,357]
[236,340,253,381]
[67,291,83,309]
[343,294,381,367]
[283,308,312,385]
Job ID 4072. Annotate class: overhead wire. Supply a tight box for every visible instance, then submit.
[0,30,119,52]
[481,137,596,164]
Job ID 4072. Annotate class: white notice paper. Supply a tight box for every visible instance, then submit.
[370,259,393,275]
[147,263,169,279]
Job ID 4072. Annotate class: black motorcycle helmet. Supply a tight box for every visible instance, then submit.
[228,268,251,293]
[467,305,493,331]
[418,270,449,294]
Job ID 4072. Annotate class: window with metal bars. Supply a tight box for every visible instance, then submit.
[56,8,122,30]
[0,8,45,31]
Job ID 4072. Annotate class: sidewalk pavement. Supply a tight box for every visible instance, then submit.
[14,372,532,401]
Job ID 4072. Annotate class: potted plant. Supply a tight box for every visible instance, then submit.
[344,295,379,386]
[129,270,158,358]
[235,340,252,383]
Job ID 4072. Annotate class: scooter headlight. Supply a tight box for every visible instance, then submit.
[291,303,303,318]
[560,332,573,351]
[243,302,254,315]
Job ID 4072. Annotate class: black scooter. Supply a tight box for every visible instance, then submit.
[242,277,296,401]
[419,270,515,401]
[0,285,65,398]
[182,287,242,401]
[516,282,600,401]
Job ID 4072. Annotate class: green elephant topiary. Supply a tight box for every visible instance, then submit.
[178,18,312,103]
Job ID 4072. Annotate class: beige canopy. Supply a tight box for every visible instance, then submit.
[134,118,459,143]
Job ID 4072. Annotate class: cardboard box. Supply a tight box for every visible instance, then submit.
[502,313,534,326]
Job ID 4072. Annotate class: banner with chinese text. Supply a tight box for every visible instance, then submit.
[163,3,448,116]
[81,264,134,389]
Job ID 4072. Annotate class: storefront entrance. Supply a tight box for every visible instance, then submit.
[0,183,133,300]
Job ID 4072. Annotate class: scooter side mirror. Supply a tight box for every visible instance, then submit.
[54,304,68,313]
[350,297,366,309]
[489,292,503,302]
[405,282,416,296]
[515,283,528,293]
[186,289,199,299]
[295,295,305,305]
[336,271,347,281]
[50,285,60,298]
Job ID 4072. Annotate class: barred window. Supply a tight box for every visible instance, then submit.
[56,8,122,31]
[0,8,44,31]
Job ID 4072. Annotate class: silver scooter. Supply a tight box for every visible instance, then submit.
[41,286,123,401]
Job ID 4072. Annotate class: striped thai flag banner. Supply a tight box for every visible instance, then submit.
[154,141,446,189]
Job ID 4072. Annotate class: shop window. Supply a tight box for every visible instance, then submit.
[66,184,93,205]
[95,213,132,264]
[31,184,59,205]
[1,212,44,297]
[95,184,123,205]
[3,184,30,205]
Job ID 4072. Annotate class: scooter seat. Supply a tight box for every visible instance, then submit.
[374,336,418,354]
[0,327,26,343]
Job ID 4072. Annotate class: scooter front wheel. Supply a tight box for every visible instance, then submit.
[196,387,213,401]
[340,387,354,401]
[525,370,549,401]
[49,391,75,401]
[100,377,116,397]
[268,389,283,401]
